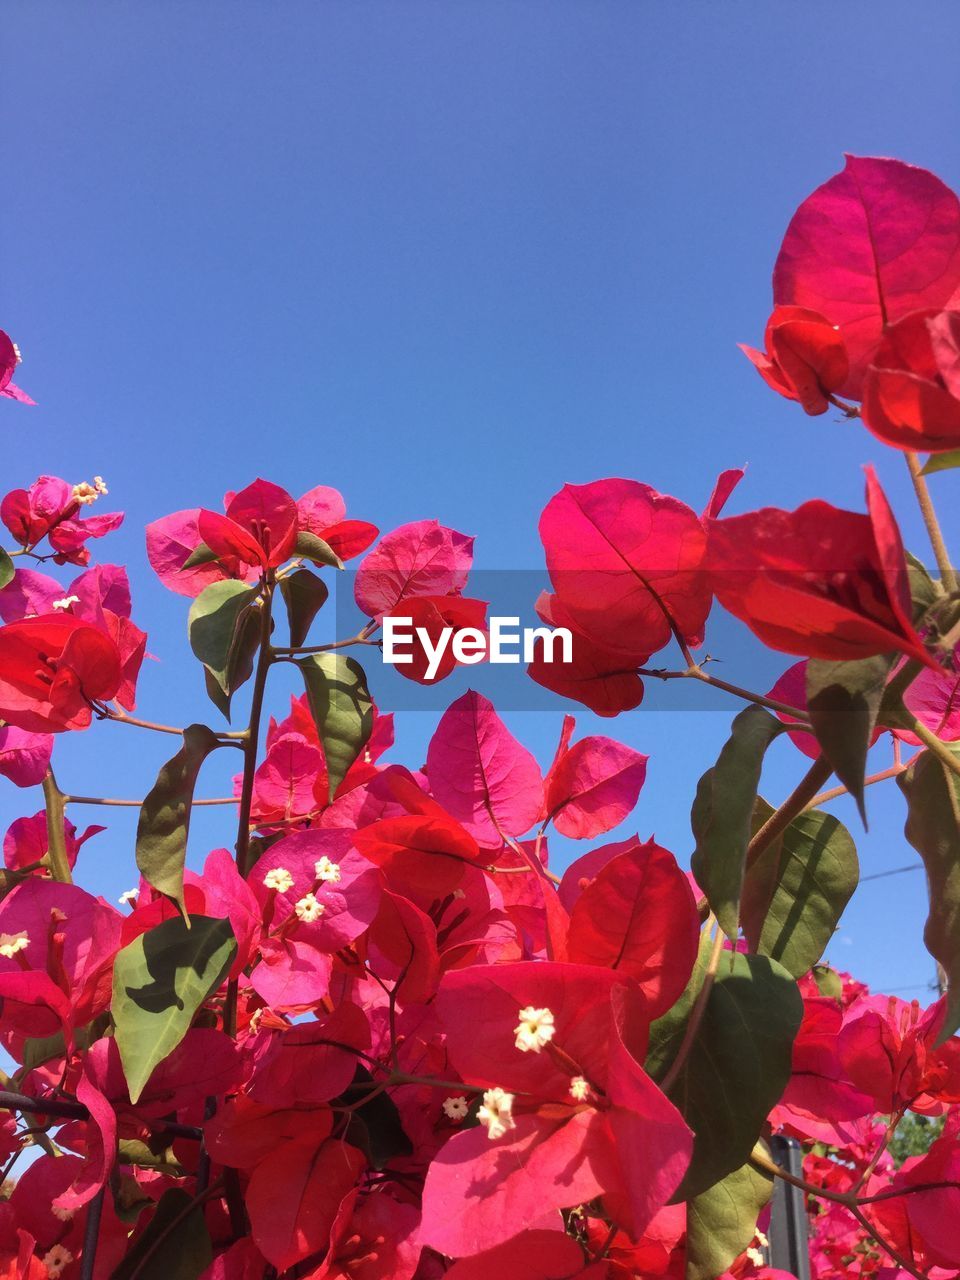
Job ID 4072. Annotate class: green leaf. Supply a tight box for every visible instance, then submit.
[905,551,943,624]
[296,653,373,801]
[110,1187,213,1280]
[811,963,843,1000]
[741,800,859,978]
[339,1065,414,1169]
[136,725,222,918]
[0,549,13,590]
[112,915,237,1103]
[685,1156,774,1280]
[899,750,960,1042]
[182,541,221,569]
[921,448,960,476]
[806,655,894,823]
[295,530,344,570]
[666,952,802,1198]
[280,567,329,648]
[188,580,262,716]
[690,706,785,938]
[645,927,715,1081]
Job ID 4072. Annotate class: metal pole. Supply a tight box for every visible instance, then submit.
[768,1135,812,1280]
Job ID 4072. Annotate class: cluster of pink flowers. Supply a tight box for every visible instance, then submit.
[1,152,960,1280]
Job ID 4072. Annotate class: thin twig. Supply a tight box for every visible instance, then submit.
[905,451,958,593]
[41,770,72,884]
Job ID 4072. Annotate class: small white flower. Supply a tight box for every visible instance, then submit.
[746,1247,765,1267]
[314,855,341,884]
[442,1095,470,1122]
[754,1230,769,1249]
[568,1076,590,1102]
[43,1245,74,1278]
[51,1203,75,1223]
[514,1005,556,1054]
[0,932,29,959]
[247,1008,263,1034]
[477,1087,516,1140]
[118,888,139,908]
[295,892,325,923]
[51,595,80,611]
[93,475,108,494]
[71,481,100,506]
[12,343,22,364]
[263,867,294,893]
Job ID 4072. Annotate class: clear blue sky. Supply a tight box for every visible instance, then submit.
[5,2,959,999]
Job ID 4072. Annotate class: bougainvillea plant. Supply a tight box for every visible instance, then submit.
[3,152,960,1280]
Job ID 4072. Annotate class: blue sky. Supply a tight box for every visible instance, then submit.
[4,2,959,998]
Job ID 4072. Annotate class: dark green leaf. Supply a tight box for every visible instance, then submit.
[295,530,344,570]
[136,725,222,917]
[741,800,858,978]
[921,449,960,476]
[690,707,785,938]
[112,915,237,1103]
[685,1156,774,1280]
[110,1187,212,1280]
[182,541,221,569]
[905,551,943,624]
[0,549,13,590]
[297,653,373,801]
[280,568,329,648]
[899,750,960,1042]
[338,1065,413,1169]
[645,927,714,1081]
[667,952,802,1198]
[188,580,262,716]
[806,655,894,823]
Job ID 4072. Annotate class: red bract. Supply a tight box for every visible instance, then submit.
[198,478,298,569]
[565,840,699,1019]
[0,615,123,732]
[296,484,378,561]
[0,880,122,1045]
[354,519,474,620]
[527,592,647,718]
[544,719,648,839]
[386,594,488,684]
[740,306,849,415]
[539,479,710,660]
[0,727,53,788]
[425,691,544,847]
[862,308,960,452]
[1,475,122,565]
[706,468,936,667]
[0,331,35,405]
[773,155,960,397]
[4,810,103,873]
[838,995,960,1114]
[422,964,691,1255]
[207,1099,365,1271]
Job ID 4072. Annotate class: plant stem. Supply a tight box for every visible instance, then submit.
[271,631,378,656]
[41,770,72,884]
[907,716,960,780]
[104,709,247,739]
[660,919,725,1094]
[224,579,276,1037]
[637,665,811,722]
[747,754,834,863]
[804,761,912,810]
[906,451,958,593]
